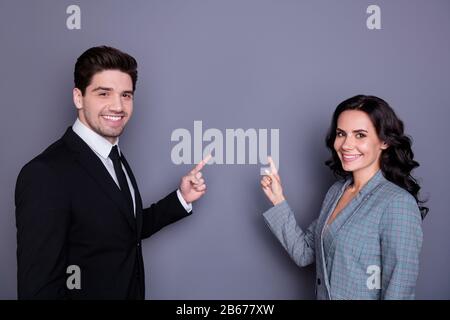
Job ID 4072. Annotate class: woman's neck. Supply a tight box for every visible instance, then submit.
[350,166,380,193]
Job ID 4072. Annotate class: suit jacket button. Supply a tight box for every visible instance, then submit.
[317,278,321,285]
[137,242,141,247]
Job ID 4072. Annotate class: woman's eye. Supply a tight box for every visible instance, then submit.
[356,133,366,138]
[336,132,344,137]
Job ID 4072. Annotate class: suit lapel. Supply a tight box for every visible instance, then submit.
[62,127,136,231]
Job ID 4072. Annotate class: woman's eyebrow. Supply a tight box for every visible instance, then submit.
[336,128,368,133]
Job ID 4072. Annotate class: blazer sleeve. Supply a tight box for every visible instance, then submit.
[263,200,317,267]
[141,190,191,239]
[380,192,423,300]
[15,161,71,299]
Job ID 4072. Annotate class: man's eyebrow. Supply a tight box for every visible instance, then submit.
[122,90,134,95]
[91,86,113,92]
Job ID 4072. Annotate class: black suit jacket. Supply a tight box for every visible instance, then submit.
[15,127,190,299]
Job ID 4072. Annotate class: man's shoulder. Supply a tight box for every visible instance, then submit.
[20,130,75,176]
[15,131,77,205]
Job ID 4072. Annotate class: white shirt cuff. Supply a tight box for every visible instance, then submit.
[176,189,193,213]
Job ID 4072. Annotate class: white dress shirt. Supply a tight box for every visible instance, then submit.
[72,118,192,215]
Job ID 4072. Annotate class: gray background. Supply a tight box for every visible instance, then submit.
[1,0,449,299]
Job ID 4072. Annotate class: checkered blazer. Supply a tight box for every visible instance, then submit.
[263,170,423,300]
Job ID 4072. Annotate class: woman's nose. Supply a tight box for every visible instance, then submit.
[341,136,355,150]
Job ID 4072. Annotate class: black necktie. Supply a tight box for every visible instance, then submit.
[109,146,134,214]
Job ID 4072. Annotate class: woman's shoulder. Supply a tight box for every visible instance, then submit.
[328,177,349,192]
[323,178,347,201]
[377,179,421,223]
[379,179,417,205]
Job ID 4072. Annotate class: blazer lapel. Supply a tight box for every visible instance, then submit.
[330,171,386,236]
[317,180,349,299]
[62,127,136,231]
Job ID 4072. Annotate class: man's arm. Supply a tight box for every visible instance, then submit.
[140,190,191,239]
[15,161,70,299]
[140,155,210,239]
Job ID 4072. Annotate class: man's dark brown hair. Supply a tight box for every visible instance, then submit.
[74,46,138,95]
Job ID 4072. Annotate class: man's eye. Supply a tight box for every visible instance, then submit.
[99,92,107,96]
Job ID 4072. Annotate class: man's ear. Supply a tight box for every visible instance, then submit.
[73,88,83,110]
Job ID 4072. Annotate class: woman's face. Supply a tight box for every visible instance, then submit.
[334,110,388,176]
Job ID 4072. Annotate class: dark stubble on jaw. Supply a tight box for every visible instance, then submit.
[93,122,126,140]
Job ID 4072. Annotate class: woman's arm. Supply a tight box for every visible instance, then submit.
[263,202,317,267]
[380,192,423,299]
[260,156,316,267]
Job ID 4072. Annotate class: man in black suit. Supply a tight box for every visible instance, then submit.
[15,46,210,299]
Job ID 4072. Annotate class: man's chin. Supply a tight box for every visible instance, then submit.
[99,128,124,141]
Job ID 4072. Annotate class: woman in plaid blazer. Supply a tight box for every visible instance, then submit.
[261,95,427,300]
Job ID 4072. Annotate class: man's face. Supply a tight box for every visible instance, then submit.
[73,70,134,144]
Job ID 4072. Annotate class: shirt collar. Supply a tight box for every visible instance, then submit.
[72,118,121,159]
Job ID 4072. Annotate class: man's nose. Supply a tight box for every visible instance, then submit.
[109,94,124,112]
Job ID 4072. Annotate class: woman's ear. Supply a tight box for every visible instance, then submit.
[381,141,389,150]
